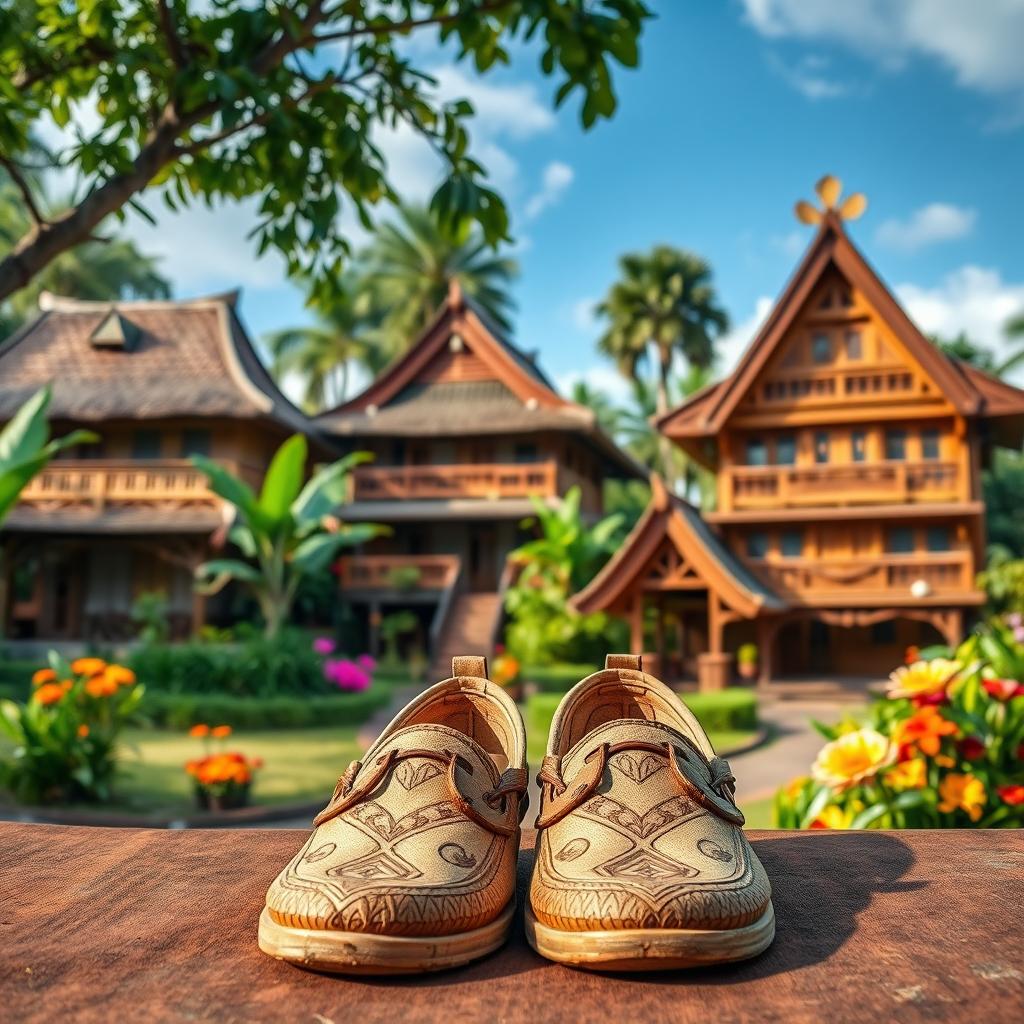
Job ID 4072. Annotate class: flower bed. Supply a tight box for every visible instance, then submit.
[775,621,1024,829]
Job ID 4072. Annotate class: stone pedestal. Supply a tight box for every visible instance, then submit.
[697,651,733,691]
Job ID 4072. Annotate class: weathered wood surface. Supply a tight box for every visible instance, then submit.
[1,824,1022,1023]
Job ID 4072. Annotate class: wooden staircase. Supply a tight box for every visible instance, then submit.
[429,592,503,679]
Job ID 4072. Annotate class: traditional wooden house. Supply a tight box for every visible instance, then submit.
[0,292,318,642]
[573,180,1024,690]
[317,280,643,673]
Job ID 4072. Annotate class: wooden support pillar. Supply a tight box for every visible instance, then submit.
[654,596,665,664]
[628,595,644,655]
[698,593,733,692]
[756,616,776,689]
[369,600,382,658]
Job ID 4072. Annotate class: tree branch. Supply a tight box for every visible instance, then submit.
[157,0,187,69]
[310,0,516,45]
[0,156,47,227]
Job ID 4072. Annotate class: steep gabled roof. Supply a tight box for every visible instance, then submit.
[0,292,311,434]
[317,280,644,477]
[571,475,786,619]
[657,213,1010,441]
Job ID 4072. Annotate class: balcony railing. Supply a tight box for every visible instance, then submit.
[17,460,229,514]
[350,461,559,502]
[748,551,974,599]
[759,364,917,404]
[336,554,461,592]
[723,461,961,511]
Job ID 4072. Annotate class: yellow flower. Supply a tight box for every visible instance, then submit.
[784,775,809,800]
[886,758,927,790]
[812,728,896,791]
[937,773,986,821]
[886,658,959,700]
[72,657,107,678]
[810,805,853,829]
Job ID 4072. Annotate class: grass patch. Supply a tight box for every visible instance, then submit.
[522,663,600,693]
[741,796,775,830]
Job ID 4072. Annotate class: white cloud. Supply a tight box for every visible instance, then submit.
[718,296,775,374]
[555,364,634,404]
[525,161,574,220]
[431,66,556,139]
[897,266,1024,376]
[570,295,599,332]
[876,203,977,252]
[766,52,849,100]
[741,0,1024,97]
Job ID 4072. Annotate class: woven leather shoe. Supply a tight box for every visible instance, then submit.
[259,656,528,974]
[526,655,774,970]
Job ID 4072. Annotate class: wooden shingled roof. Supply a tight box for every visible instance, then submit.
[0,292,310,433]
[657,213,1024,448]
[316,280,644,477]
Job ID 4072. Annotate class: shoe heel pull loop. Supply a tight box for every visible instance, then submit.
[605,653,642,672]
[452,655,489,679]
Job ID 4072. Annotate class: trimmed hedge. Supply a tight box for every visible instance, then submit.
[141,687,392,731]
[522,663,601,693]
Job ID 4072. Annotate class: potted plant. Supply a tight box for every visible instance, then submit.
[185,724,263,811]
[737,643,759,681]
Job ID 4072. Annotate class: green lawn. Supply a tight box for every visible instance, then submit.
[741,796,774,830]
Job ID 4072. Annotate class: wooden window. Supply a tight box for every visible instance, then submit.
[180,429,211,458]
[131,430,162,460]
[775,435,796,465]
[851,430,867,463]
[513,443,539,464]
[745,438,768,466]
[745,532,768,558]
[780,530,803,558]
[812,333,832,364]
[885,429,907,461]
[926,526,951,552]
[886,527,915,554]
[921,429,941,461]
[871,620,896,645]
[844,330,863,360]
[814,432,830,464]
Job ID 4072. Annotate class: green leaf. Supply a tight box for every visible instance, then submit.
[292,523,388,575]
[194,559,265,595]
[0,386,51,467]
[292,451,373,526]
[798,784,833,828]
[850,802,890,829]
[191,455,267,532]
[258,434,307,524]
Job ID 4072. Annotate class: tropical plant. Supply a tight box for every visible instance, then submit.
[978,550,1024,616]
[361,205,518,359]
[0,178,170,337]
[0,2,649,304]
[192,435,386,638]
[568,380,623,437]
[984,449,1024,559]
[597,246,727,473]
[0,654,144,804]
[131,590,171,646]
[504,486,627,665]
[774,622,1024,829]
[379,610,420,668]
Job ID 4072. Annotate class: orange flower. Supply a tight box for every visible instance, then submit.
[32,667,56,686]
[85,674,119,698]
[77,724,90,738]
[72,657,107,677]
[59,679,73,692]
[104,664,136,687]
[211,724,232,739]
[895,706,957,757]
[937,773,986,821]
[189,723,210,738]
[33,682,66,706]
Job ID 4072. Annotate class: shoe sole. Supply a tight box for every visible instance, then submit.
[258,901,514,975]
[524,900,775,971]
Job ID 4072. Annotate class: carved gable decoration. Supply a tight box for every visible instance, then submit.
[642,540,704,590]
[410,333,495,390]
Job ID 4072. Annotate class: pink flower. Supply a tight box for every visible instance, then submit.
[324,658,371,692]
[356,654,376,672]
[312,637,336,656]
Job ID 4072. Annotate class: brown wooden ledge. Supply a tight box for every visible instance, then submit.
[1,824,1021,1023]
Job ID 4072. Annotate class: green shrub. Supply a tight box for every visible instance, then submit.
[142,688,391,731]
[522,663,601,693]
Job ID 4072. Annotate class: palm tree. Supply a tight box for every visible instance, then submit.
[361,204,517,357]
[596,246,728,472]
[569,380,622,436]
[1002,312,1024,376]
[0,178,169,337]
[266,276,374,412]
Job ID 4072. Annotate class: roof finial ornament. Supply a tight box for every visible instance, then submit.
[794,175,867,226]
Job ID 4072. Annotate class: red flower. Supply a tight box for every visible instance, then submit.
[1017,743,1024,762]
[904,645,920,665]
[958,736,986,761]
[983,678,1024,701]
[912,691,947,708]
[996,784,1024,806]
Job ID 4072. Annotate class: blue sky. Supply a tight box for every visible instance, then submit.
[120,1,1024,399]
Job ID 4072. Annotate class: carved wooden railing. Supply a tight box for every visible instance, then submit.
[723,461,960,510]
[350,462,559,502]
[336,554,461,593]
[17,460,232,513]
[748,550,974,598]
[757,364,918,404]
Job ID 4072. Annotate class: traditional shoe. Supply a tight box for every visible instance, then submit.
[259,656,528,974]
[526,654,774,971]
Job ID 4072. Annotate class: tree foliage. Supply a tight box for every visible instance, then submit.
[0,0,650,304]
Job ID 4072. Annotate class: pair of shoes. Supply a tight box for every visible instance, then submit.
[258,655,774,974]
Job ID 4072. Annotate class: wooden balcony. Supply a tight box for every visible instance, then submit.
[723,461,961,512]
[336,554,461,593]
[17,460,228,514]
[748,550,976,603]
[350,462,558,502]
[758,364,918,405]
